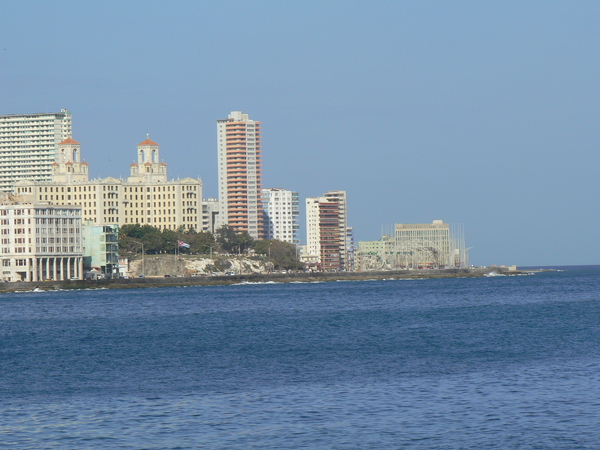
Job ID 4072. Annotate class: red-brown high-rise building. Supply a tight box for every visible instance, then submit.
[216,111,264,239]
[305,191,348,270]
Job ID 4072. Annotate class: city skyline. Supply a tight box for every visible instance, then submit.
[1,2,598,266]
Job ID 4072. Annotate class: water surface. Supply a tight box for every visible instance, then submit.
[1,267,599,448]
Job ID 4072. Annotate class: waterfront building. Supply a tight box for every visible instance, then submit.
[0,196,83,282]
[14,137,207,232]
[0,109,72,191]
[261,188,299,244]
[304,191,349,270]
[346,226,355,271]
[201,198,219,234]
[216,111,264,239]
[357,235,394,271]
[82,221,119,278]
[305,196,325,265]
[357,220,467,270]
[305,194,345,270]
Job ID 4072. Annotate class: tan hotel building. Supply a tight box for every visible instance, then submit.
[14,137,204,231]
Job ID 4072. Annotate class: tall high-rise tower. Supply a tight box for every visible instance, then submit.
[0,109,72,191]
[216,111,264,239]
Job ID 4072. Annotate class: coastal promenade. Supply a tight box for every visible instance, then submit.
[0,267,520,294]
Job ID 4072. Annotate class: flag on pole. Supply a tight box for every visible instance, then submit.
[178,240,191,249]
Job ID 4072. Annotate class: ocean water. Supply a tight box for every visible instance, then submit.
[1,266,599,449]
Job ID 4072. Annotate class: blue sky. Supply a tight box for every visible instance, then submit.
[1,1,598,265]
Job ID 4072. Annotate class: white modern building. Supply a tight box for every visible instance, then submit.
[305,196,326,263]
[261,188,299,244]
[216,111,264,239]
[0,197,83,282]
[0,110,72,191]
[201,198,219,234]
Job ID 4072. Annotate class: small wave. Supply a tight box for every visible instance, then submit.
[232,280,279,286]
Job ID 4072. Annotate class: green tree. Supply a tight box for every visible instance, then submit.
[255,239,300,270]
[119,224,217,255]
[215,225,256,254]
[215,225,238,253]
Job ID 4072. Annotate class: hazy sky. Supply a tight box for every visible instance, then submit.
[1,1,598,266]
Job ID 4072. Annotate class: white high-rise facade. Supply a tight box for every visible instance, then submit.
[217,111,264,239]
[305,196,327,262]
[261,188,299,244]
[0,110,72,191]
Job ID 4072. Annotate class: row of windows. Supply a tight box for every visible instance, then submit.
[35,237,79,244]
[1,247,80,254]
[123,217,197,224]
[36,228,79,234]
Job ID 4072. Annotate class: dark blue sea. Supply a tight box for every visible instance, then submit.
[1,266,599,449]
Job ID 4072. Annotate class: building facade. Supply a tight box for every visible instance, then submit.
[0,110,72,191]
[393,220,451,268]
[0,198,83,282]
[305,194,346,270]
[323,191,348,269]
[15,137,207,232]
[261,188,299,244]
[82,221,119,278]
[217,111,264,239]
[304,191,349,270]
[357,220,467,270]
[201,198,219,234]
[345,226,355,271]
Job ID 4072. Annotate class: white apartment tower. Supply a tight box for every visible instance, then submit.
[305,196,327,262]
[0,110,72,191]
[261,188,299,244]
[217,111,264,239]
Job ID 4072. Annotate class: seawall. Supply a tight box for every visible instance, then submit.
[0,267,520,294]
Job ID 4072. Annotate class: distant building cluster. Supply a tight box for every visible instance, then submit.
[358,221,467,270]
[0,108,467,280]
